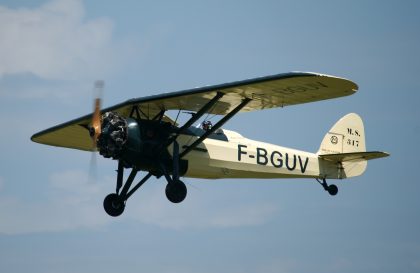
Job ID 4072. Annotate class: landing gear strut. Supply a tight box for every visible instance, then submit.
[103,162,153,217]
[103,140,188,216]
[161,141,187,203]
[316,178,338,196]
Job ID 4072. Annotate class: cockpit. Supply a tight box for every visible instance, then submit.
[184,121,228,141]
[201,120,212,131]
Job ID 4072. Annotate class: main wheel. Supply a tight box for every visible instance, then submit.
[165,180,187,203]
[327,184,338,196]
[103,193,125,217]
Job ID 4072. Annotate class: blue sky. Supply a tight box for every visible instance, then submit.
[0,0,419,272]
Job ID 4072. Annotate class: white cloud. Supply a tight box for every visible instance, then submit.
[0,140,278,235]
[126,183,279,229]
[0,169,112,234]
[0,0,124,80]
[0,79,92,101]
[0,169,279,234]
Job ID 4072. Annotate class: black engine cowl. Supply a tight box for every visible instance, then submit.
[96,112,187,174]
[96,112,173,171]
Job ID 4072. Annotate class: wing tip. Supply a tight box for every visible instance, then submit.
[291,71,359,91]
[377,151,390,158]
[30,132,41,143]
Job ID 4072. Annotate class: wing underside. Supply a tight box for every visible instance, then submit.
[31,72,358,151]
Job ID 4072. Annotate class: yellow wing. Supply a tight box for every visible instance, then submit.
[31,72,358,151]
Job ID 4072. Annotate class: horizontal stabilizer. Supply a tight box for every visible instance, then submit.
[319,151,390,162]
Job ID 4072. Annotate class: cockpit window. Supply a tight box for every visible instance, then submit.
[185,125,228,141]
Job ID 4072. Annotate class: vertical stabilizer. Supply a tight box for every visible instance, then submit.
[318,113,366,155]
[318,113,367,178]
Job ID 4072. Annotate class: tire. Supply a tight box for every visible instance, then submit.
[103,193,125,217]
[327,184,338,196]
[165,181,187,203]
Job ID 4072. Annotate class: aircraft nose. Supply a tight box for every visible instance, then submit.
[97,112,128,159]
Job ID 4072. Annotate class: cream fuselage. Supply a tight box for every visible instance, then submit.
[171,129,326,180]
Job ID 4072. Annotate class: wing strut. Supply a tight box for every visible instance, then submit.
[166,92,224,145]
[180,97,252,158]
[177,92,224,135]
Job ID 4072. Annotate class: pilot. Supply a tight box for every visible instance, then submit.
[202,120,212,131]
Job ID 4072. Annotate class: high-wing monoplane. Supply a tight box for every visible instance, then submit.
[32,72,389,217]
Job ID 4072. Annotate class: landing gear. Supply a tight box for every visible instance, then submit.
[103,144,188,216]
[316,178,338,196]
[103,193,125,217]
[161,140,188,203]
[103,162,153,217]
[327,184,338,196]
[165,180,187,203]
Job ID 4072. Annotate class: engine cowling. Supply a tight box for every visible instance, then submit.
[96,112,188,175]
[96,112,173,171]
[97,112,141,159]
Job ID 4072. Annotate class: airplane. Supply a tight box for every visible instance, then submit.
[31,72,389,217]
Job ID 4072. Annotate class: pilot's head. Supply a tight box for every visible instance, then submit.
[202,120,212,131]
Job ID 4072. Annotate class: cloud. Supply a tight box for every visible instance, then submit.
[0,0,125,80]
[0,170,112,234]
[126,183,279,229]
[0,169,279,234]
[0,73,93,100]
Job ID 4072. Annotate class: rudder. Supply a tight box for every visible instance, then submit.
[317,113,367,178]
[318,113,366,155]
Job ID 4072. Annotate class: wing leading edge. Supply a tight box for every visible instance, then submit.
[31,72,358,151]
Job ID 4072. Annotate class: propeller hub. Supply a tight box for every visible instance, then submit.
[89,127,96,138]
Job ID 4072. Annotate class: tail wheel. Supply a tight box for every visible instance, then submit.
[103,193,125,217]
[165,180,187,203]
[327,184,338,196]
[316,178,339,196]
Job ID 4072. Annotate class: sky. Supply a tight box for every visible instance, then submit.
[0,0,419,272]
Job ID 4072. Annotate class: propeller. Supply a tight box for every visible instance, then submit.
[90,80,104,148]
[89,80,104,182]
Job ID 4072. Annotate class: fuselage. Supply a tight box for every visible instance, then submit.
[173,129,323,179]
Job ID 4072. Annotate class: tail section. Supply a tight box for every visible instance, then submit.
[318,113,366,155]
[317,113,389,179]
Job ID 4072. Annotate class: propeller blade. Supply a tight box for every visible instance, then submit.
[89,81,104,182]
[90,80,104,150]
[92,97,102,145]
[88,149,98,182]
